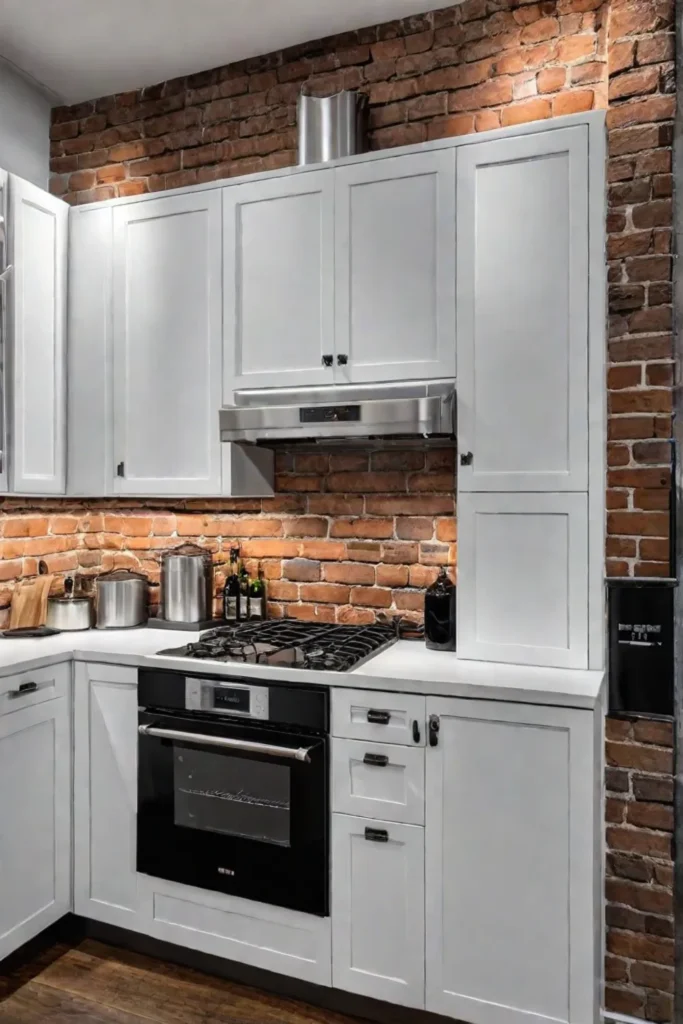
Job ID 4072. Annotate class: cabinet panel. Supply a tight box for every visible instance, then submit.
[112,190,222,495]
[0,681,71,960]
[335,151,455,383]
[332,688,425,745]
[332,738,425,824]
[457,492,588,668]
[425,697,597,1024]
[9,176,67,494]
[332,814,424,1008]
[73,663,139,929]
[457,126,589,491]
[223,171,334,395]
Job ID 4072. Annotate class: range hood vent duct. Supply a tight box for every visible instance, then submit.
[298,90,369,165]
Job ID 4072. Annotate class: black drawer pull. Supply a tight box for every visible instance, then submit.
[364,827,389,843]
[412,719,421,743]
[429,713,440,747]
[363,752,389,767]
[367,708,391,725]
[8,681,38,698]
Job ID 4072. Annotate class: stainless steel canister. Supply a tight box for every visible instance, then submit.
[298,90,369,165]
[95,570,148,629]
[160,544,214,624]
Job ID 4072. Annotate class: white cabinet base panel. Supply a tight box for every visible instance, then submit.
[137,875,331,987]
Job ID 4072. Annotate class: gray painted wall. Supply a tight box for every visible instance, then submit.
[0,58,51,188]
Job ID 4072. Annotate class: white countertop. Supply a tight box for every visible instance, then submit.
[0,627,604,709]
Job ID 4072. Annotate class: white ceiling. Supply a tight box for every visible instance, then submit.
[0,0,443,105]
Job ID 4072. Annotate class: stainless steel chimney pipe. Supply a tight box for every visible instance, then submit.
[298,90,369,165]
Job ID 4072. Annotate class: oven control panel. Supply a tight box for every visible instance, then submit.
[185,678,269,719]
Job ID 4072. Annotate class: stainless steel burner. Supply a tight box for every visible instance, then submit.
[158,620,397,672]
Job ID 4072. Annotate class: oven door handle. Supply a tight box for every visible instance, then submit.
[138,724,313,763]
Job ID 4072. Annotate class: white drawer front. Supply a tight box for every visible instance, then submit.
[333,738,425,825]
[0,663,69,715]
[332,688,425,746]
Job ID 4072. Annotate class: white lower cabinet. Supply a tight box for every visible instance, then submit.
[73,662,140,928]
[332,814,424,1008]
[425,696,598,1024]
[0,666,71,960]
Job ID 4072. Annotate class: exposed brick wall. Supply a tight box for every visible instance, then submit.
[605,0,675,578]
[605,717,675,1020]
[38,3,680,1020]
[0,448,455,625]
[49,0,608,205]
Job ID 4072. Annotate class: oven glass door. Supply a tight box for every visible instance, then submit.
[137,710,328,916]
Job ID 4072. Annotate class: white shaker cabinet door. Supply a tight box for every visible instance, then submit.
[223,170,335,397]
[332,814,425,1008]
[334,150,456,384]
[425,697,598,1024]
[457,126,589,492]
[0,679,72,960]
[457,491,589,668]
[8,176,67,494]
[112,189,223,495]
[73,663,141,929]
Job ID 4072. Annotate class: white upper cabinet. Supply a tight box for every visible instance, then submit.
[425,697,598,1024]
[8,176,67,494]
[456,126,589,492]
[112,190,223,495]
[223,171,335,398]
[334,150,456,384]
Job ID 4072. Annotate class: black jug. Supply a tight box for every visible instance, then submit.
[424,568,455,651]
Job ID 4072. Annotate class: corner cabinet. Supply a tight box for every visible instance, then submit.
[425,696,599,1024]
[112,190,223,495]
[0,665,72,960]
[456,126,589,493]
[6,175,68,494]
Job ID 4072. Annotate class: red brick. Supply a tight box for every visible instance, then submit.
[326,472,405,493]
[300,583,350,604]
[634,489,670,511]
[608,365,641,389]
[609,66,660,102]
[520,17,559,42]
[300,541,346,561]
[350,586,392,608]
[608,96,675,130]
[381,542,419,564]
[633,439,671,462]
[639,538,670,561]
[607,930,674,966]
[376,564,409,587]
[330,519,394,539]
[282,558,321,582]
[337,606,376,625]
[448,78,514,112]
[308,495,364,516]
[609,389,671,413]
[473,110,501,132]
[328,453,368,471]
[637,33,675,66]
[552,89,595,116]
[626,255,671,282]
[322,563,375,585]
[605,955,629,984]
[604,988,645,1018]
[630,962,675,992]
[537,67,567,93]
[606,537,637,558]
[627,801,674,831]
[633,718,674,746]
[606,739,673,772]
[346,541,382,563]
[286,603,336,623]
[276,475,322,493]
[556,35,596,62]
[608,467,670,488]
[606,826,671,858]
[409,564,440,587]
[609,124,660,156]
[570,61,604,85]
[501,98,551,126]
[428,115,476,140]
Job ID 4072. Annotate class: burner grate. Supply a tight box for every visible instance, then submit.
[162,620,398,671]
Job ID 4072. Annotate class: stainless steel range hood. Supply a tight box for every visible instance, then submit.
[220,380,455,445]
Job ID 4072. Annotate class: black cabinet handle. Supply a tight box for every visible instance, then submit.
[364,827,389,843]
[460,452,473,466]
[429,714,440,747]
[337,353,348,366]
[412,719,421,744]
[321,354,333,367]
[117,461,125,477]
[363,752,389,767]
[8,681,38,699]
[367,708,391,725]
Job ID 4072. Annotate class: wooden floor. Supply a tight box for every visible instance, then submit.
[0,939,364,1024]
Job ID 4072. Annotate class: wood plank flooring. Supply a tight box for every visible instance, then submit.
[0,940,364,1024]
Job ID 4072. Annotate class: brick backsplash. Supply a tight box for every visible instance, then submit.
[0,448,456,625]
[18,1,676,1019]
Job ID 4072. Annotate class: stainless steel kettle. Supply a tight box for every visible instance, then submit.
[160,544,213,624]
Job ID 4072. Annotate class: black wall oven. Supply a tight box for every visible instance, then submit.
[137,669,329,916]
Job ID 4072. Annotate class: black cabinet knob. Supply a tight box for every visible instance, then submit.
[321,354,333,367]
[337,353,348,366]
[429,714,440,747]
[460,452,473,466]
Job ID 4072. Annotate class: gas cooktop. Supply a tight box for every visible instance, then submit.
[157,620,398,672]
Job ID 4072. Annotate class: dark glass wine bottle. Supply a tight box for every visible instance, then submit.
[223,547,241,624]
[248,566,267,621]
[239,564,250,622]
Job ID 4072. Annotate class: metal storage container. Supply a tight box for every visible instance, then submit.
[160,544,214,624]
[298,90,369,165]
